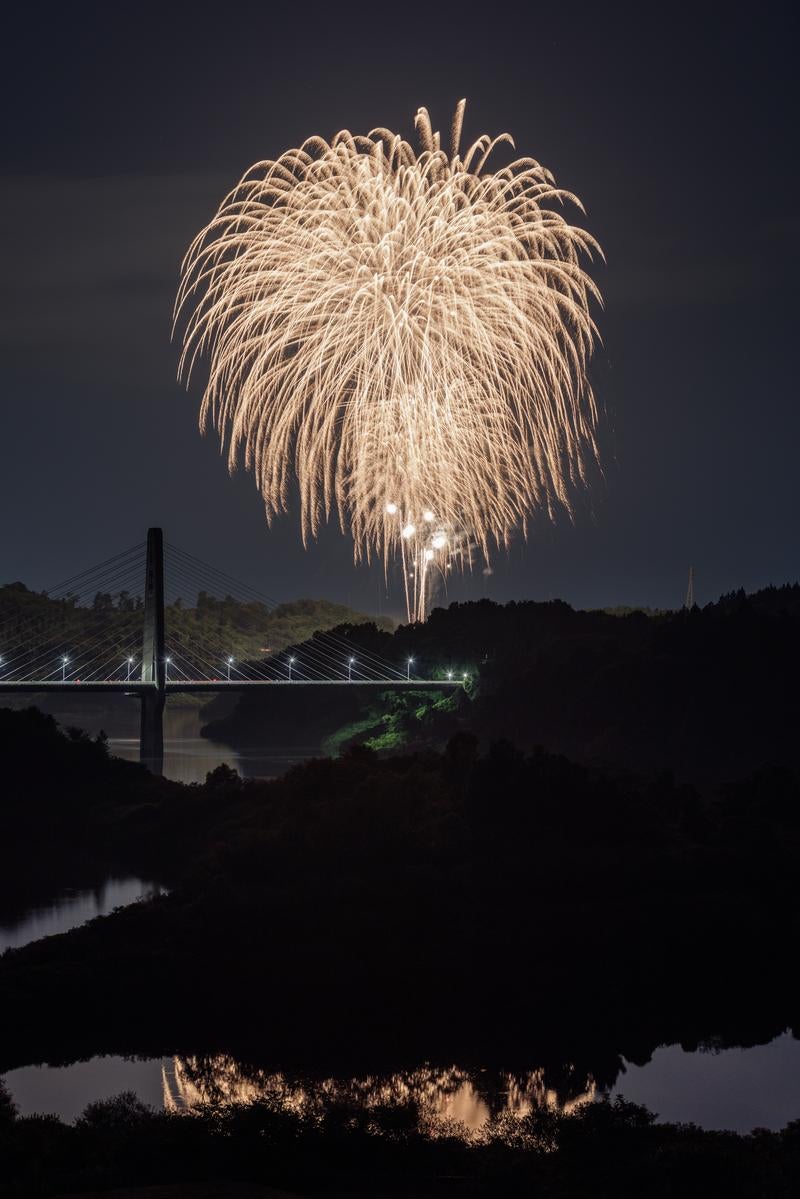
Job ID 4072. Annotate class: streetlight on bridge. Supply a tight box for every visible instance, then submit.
[407,657,414,681]
[61,655,69,682]
[165,656,171,682]
[288,655,295,681]
[226,656,234,681]
[125,657,134,682]
[348,656,355,682]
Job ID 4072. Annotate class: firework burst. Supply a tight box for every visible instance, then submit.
[176,101,602,621]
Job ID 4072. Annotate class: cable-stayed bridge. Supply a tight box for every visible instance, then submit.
[0,529,456,774]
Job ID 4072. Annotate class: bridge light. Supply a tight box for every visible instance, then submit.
[288,655,295,681]
[226,656,234,681]
[348,656,356,681]
[407,657,414,680]
[61,655,69,681]
[447,670,453,680]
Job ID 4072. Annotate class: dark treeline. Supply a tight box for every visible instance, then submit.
[3,1083,800,1198]
[1,707,798,1080]
[209,583,800,783]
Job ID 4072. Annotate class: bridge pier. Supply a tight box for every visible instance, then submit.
[140,688,165,774]
[139,527,166,775]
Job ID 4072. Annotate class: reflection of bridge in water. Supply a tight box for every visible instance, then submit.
[161,1054,596,1135]
[0,528,457,775]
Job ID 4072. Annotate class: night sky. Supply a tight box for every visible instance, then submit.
[2,4,797,618]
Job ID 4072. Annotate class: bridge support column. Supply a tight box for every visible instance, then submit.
[140,527,166,775]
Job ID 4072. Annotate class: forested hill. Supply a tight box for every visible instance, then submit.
[215,582,800,784]
[0,582,394,662]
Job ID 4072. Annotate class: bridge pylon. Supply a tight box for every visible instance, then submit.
[139,527,165,774]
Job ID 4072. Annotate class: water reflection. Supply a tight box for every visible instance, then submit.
[615,1035,800,1132]
[106,708,315,784]
[6,1037,800,1132]
[0,878,166,954]
[161,1055,596,1133]
[6,1056,168,1123]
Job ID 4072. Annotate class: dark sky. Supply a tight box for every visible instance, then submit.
[2,3,797,617]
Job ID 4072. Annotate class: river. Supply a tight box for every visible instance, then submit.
[2,881,800,1133]
[106,705,317,784]
[1,693,318,784]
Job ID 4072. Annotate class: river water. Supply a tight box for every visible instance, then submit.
[109,705,319,783]
[5,1035,800,1133]
[2,880,800,1133]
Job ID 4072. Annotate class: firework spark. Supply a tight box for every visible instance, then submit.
[176,102,602,621]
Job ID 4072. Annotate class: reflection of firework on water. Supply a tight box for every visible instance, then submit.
[162,1055,596,1138]
[177,102,602,622]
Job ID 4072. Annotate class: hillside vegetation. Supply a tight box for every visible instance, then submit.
[0,581,393,667]
[210,584,800,784]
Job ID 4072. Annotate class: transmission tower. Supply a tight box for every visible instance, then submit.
[685,566,695,609]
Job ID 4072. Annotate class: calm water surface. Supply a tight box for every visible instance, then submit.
[6,1039,800,1133]
[105,704,317,783]
[0,877,166,954]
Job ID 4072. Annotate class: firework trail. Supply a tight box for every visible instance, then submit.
[176,102,602,621]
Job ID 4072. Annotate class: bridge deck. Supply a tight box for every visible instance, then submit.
[0,680,458,694]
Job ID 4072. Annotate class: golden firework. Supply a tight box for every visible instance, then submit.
[176,102,602,621]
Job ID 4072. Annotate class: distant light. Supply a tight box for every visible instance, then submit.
[401,523,416,539]
[408,657,414,664]
[424,548,434,561]
[385,502,398,515]
[62,655,69,663]
[289,656,295,663]
[432,533,446,549]
[423,510,434,523]
[447,671,453,679]
[165,656,172,664]
[349,657,355,664]
[228,656,234,664]
[128,657,133,663]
